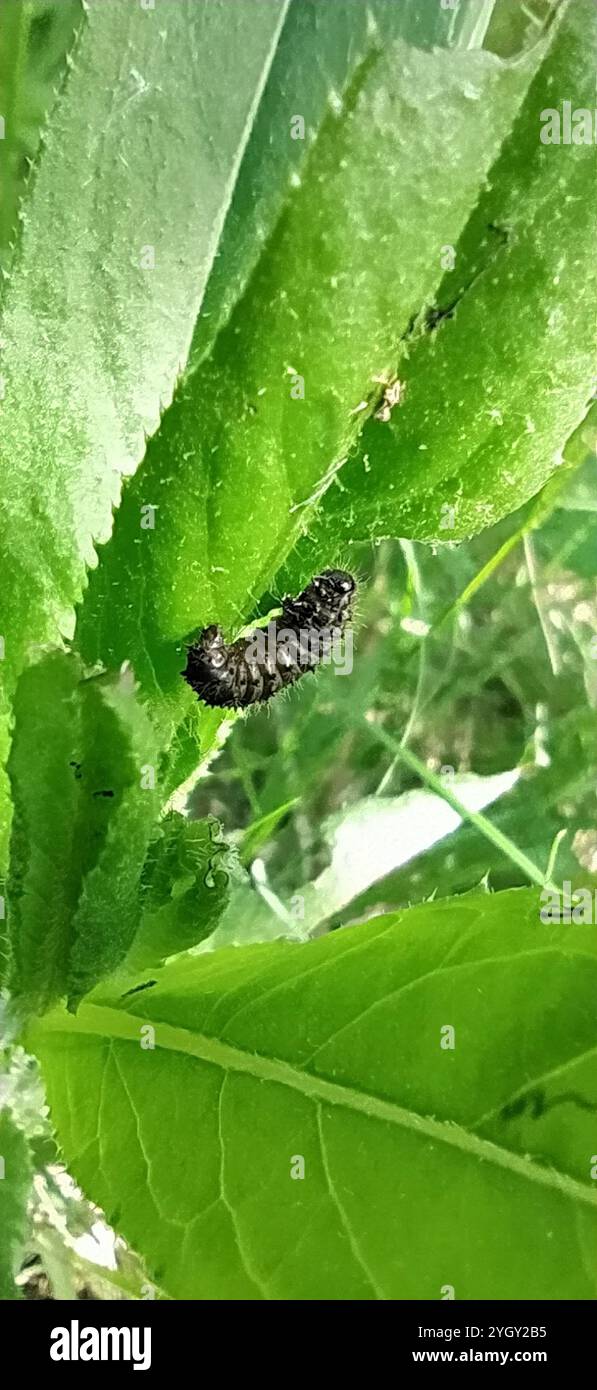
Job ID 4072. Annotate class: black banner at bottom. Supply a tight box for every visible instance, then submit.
[2,1298,594,1376]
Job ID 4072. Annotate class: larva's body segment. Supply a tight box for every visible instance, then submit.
[182,570,356,709]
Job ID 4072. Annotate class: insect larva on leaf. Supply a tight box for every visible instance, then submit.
[182,570,356,709]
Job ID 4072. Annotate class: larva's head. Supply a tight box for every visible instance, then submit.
[315,570,356,618]
[319,570,356,597]
[284,569,356,632]
[198,623,225,653]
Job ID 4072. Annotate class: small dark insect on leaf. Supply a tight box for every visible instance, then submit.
[500,1087,596,1121]
[120,980,158,999]
[182,570,356,709]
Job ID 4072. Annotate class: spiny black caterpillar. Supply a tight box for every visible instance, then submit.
[182,570,356,709]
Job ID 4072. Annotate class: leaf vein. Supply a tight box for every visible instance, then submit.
[316,1102,385,1300]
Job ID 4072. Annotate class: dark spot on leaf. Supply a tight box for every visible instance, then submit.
[487,221,511,245]
[501,1086,596,1121]
[121,980,158,999]
[424,299,460,332]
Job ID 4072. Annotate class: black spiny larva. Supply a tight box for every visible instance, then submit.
[182,570,356,709]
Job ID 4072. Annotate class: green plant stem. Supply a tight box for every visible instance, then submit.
[364,720,561,894]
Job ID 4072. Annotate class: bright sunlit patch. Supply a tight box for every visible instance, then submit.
[299,769,522,934]
[400,617,430,637]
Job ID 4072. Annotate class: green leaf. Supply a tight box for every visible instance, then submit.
[302,0,597,561]
[4,654,162,1012]
[189,0,497,372]
[275,773,522,936]
[118,813,237,979]
[28,888,597,1300]
[66,667,161,1010]
[0,1109,33,1299]
[208,771,523,949]
[0,0,290,861]
[77,20,546,700]
[0,0,83,268]
[5,652,85,1009]
[237,799,300,868]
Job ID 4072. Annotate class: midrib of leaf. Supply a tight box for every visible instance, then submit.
[32,1001,597,1212]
